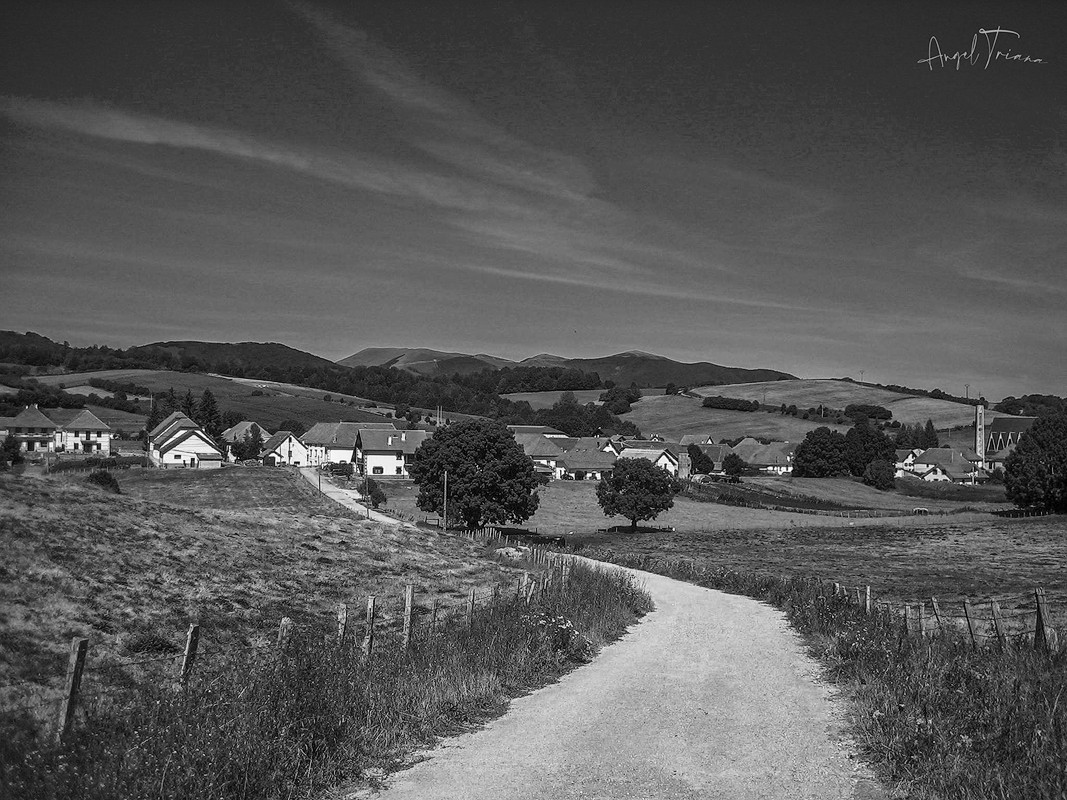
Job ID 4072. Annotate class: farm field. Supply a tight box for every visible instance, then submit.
[32,369,398,431]
[0,468,525,710]
[624,393,850,442]
[743,475,1006,512]
[689,379,1000,429]
[380,478,992,539]
[580,516,1067,621]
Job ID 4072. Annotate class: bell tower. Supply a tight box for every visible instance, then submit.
[975,404,985,467]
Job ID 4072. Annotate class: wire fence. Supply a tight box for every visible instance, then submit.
[1,531,570,743]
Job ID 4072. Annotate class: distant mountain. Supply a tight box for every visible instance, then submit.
[133,341,337,372]
[339,346,795,386]
[338,347,515,376]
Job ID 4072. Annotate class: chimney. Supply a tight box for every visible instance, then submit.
[401,432,406,441]
[387,436,393,446]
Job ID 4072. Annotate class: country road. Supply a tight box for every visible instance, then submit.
[363,564,883,800]
[297,467,417,528]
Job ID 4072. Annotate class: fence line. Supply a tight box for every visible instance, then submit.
[5,532,568,743]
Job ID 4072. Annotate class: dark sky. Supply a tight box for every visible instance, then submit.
[2,1,1065,399]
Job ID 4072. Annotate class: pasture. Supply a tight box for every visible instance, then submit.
[624,393,850,442]
[688,378,997,429]
[0,469,525,705]
[33,369,397,431]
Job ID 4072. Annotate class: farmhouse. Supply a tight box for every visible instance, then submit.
[513,433,567,473]
[1,404,113,456]
[260,431,307,466]
[354,429,429,478]
[894,448,923,476]
[729,437,797,475]
[616,446,680,476]
[221,420,264,444]
[301,421,397,466]
[147,412,223,469]
[911,447,986,484]
[557,449,617,480]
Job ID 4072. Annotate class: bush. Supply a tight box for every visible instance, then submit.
[85,470,120,493]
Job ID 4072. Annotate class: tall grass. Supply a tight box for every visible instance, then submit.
[0,562,652,800]
[592,552,1066,800]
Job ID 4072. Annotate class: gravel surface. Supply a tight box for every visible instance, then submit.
[364,564,884,799]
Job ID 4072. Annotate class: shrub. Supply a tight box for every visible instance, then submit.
[85,470,120,493]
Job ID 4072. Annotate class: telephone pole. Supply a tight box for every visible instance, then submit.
[442,470,448,532]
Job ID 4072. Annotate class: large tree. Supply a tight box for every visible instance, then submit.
[722,452,748,477]
[596,457,683,531]
[196,389,222,439]
[792,427,849,477]
[409,419,540,529]
[843,419,896,477]
[1004,412,1067,512]
[232,424,264,462]
[687,443,715,475]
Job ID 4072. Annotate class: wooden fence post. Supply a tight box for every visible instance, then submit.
[277,617,293,653]
[990,600,1007,651]
[864,586,872,616]
[336,603,349,645]
[402,584,415,649]
[963,598,979,649]
[918,602,927,639]
[904,604,914,637]
[525,580,535,605]
[56,637,88,743]
[466,587,476,628]
[562,563,571,588]
[1034,588,1054,653]
[179,624,200,687]
[430,598,439,636]
[930,598,943,636]
[362,596,376,657]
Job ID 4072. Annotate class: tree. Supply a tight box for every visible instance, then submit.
[922,419,940,449]
[277,418,307,437]
[222,409,243,430]
[1,434,23,467]
[180,390,196,417]
[862,459,896,491]
[722,452,747,477]
[843,419,896,477]
[1004,412,1067,512]
[409,419,540,529]
[596,457,683,531]
[792,427,849,477]
[365,477,387,509]
[687,443,715,475]
[233,424,264,461]
[196,389,222,439]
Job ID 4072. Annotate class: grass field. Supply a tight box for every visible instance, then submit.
[689,379,1000,429]
[32,369,397,431]
[623,393,851,442]
[0,468,529,711]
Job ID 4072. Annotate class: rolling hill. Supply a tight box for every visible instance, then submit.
[339,347,796,387]
[134,340,337,372]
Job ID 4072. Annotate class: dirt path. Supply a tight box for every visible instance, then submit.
[365,564,882,799]
[297,467,416,528]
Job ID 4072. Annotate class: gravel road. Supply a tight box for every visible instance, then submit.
[365,564,883,800]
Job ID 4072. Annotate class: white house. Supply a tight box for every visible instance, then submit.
[261,431,307,466]
[301,421,397,466]
[911,448,985,484]
[616,446,680,476]
[52,409,112,455]
[355,429,429,478]
[148,412,223,469]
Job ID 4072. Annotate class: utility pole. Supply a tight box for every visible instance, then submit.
[965,383,970,400]
[859,370,865,384]
[443,470,448,532]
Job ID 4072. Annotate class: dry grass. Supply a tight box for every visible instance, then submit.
[0,469,529,714]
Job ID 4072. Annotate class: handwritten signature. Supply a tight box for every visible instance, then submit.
[918,28,1046,69]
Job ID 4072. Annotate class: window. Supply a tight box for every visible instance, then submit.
[174,454,182,460]
[395,467,403,475]
[372,466,383,475]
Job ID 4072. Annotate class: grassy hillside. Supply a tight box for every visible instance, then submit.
[0,469,524,710]
[624,393,850,441]
[690,379,997,428]
[133,340,337,372]
[32,370,398,431]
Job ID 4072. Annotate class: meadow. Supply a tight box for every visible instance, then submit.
[0,468,529,717]
[32,369,396,431]
[688,378,997,429]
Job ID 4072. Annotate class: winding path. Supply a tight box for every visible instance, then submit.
[297,466,416,528]
[366,564,882,799]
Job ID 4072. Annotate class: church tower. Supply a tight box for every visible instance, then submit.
[975,404,985,467]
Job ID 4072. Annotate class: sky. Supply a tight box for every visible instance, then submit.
[1,1,1065,400]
